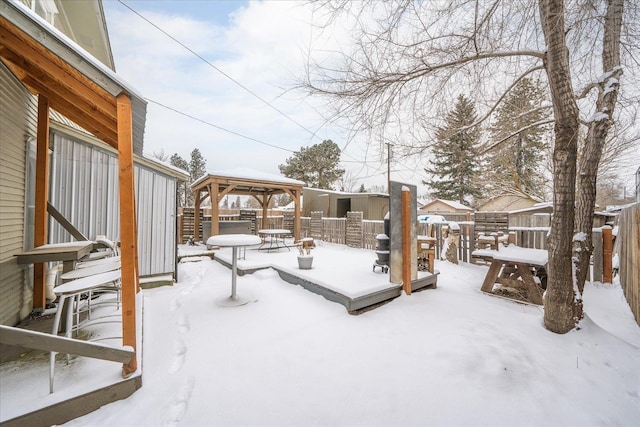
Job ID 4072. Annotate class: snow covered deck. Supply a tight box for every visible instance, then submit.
[0,293,143,425]
[207,241,438,313]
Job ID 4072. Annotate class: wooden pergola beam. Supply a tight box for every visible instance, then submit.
[0,16,118,147]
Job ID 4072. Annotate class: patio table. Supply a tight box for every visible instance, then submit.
[258,229,292,252]
[474,246,547,305]
[206,234,261,307]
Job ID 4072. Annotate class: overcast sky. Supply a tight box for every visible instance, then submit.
[102,0,415,192]
[102,1,637,198]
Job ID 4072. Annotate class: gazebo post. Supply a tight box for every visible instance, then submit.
[211,182,219,237]
[294,190,301,241]
[33,95,50,311]
[261,194,269,230]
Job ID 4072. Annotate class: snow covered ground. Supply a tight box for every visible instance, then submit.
[4,242,640,426]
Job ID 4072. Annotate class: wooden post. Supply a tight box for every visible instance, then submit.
[592,230,603,282]
[33,95,50,310]
[262,195,269,230]
[212,181,222,237]
[602,226,613,284]
[210,183,219,238]
[193,190,201,242]
[117,93,137,376]
[401,187,411,295]
[294,189,301,241]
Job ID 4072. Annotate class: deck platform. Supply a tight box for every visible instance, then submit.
[210,242,438,314]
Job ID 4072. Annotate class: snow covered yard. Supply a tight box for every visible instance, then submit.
[58,242,639,426]
[4,243,637,426]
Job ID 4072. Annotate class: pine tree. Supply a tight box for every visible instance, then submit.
[279,140,345,189]
[170,154,189,207]
[424,95,484,206]
[187,149,207,207]
[189,149,207,183]
[488,78,549,199]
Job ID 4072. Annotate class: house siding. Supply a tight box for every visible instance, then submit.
[0,63,37,325]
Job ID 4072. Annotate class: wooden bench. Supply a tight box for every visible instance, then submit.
[177,248,219,262]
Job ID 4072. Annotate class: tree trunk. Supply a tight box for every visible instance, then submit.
[539,0,581,333]
[574,0,624,309]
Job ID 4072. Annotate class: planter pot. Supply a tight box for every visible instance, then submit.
[297,255,313,270]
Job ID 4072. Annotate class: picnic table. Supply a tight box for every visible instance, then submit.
[473,246,547,305]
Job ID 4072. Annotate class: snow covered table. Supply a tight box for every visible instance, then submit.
[206,234,261,307]
[473,246,548,305]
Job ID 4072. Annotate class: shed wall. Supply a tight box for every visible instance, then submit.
[48,132,177,277]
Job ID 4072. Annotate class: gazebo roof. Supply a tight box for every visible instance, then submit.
[191,168,305,194]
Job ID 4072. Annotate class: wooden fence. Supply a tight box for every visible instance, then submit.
[183,209,625,310]
[616,203,639,325]
[299,214,617,276]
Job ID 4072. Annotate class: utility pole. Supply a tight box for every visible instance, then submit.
[385,143,393,194]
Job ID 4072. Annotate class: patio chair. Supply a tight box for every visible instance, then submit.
[49,269,122,393]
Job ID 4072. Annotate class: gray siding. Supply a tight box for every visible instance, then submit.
[0,63,37,325]
[49,132,176,276]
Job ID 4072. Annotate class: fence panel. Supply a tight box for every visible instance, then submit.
[616,204,639,325]
[363,220,384,250]
[509,227,549,249]
[322,218,346,244]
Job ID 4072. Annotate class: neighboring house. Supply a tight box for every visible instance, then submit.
[303,188,389,220]
[419,199,474,214]
[477,192,542,212]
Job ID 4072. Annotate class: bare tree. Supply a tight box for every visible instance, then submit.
[302,0,639,333]
[150,148,170,162]
[337,169,359,192]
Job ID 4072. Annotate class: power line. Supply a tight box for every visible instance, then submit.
[146,98,294,153]
[117,0,321,141]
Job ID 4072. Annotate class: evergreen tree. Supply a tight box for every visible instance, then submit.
[358,183,366,193]
[189,148,207,183]
[424,95,484,206]
[487,78,549,199]
[279,140,345,189]
[187,149,207,207]
[170,154,189,207]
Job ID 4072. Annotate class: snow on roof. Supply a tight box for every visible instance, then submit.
[509,202,553,214]
[422,199,473,211]
[140,154,190,179]
[193,168,306,187]
[304,188,388,197]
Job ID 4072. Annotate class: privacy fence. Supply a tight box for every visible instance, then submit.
[179,208,633,319]
[615,204,639,325]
